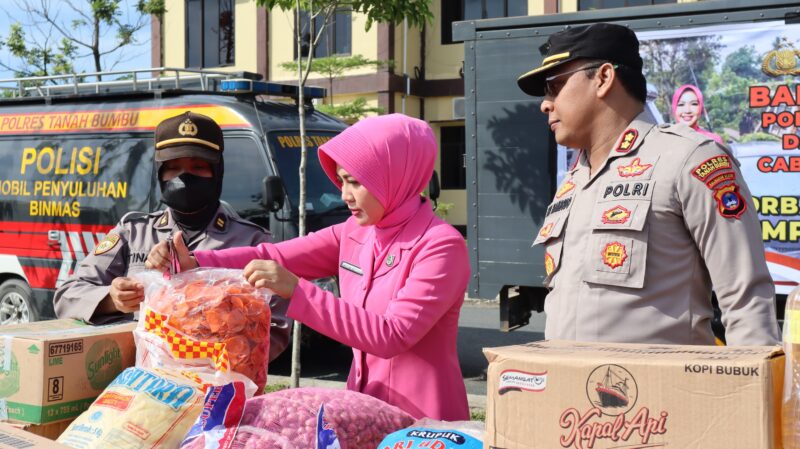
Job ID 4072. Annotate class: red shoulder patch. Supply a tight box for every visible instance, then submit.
[692,155,732,182]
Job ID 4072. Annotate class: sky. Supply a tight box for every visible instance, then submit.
[0,0,152,81]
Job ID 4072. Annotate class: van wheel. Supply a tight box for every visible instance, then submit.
[0,279,37,324]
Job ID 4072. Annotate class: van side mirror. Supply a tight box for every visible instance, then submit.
[428,170,441,203]
[262,176,285,212]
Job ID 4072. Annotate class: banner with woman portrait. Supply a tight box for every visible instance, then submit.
[637,21,800,294]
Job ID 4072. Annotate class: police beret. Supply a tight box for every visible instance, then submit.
[154,111,224,162]
[517,23,644,96]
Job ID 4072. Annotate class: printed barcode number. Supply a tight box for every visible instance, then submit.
[0,434,35,448]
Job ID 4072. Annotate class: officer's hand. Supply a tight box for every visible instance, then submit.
[145,231,198,273]
[243,260,299,298]
[109,277,144,313]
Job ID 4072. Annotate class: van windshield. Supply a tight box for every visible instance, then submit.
[268,131,345,215]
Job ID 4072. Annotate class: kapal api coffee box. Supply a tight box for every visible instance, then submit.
[484,340,784,449]
[0,319,135,424]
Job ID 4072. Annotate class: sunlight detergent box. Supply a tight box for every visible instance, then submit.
[483,340,784,449]
[0,319,136,424]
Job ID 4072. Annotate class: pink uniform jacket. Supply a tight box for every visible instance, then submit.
[194,200,470,420]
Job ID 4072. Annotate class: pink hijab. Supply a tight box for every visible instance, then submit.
[318,113,436,242]
[671,84,724,145]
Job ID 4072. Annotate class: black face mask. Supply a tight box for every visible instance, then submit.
[160,173,220,229]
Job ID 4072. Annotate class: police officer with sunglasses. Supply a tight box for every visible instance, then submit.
[519,23,779,345]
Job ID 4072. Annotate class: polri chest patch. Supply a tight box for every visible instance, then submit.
[600,180,654,202]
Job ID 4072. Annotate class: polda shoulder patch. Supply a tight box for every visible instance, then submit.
[713,183,747,219]
[94,233,121,255]
[615,129,639,153]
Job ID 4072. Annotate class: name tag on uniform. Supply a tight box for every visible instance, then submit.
[340,261,363,276]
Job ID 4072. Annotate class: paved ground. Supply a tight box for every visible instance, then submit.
[268,299,546,411]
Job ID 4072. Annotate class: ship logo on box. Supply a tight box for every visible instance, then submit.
[498,369,547,394]
[586,364,639,416]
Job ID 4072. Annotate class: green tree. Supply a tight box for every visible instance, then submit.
[257,0,433,387]
[0,0,166,82]
[641,35,723,118]
[280,54,388,122]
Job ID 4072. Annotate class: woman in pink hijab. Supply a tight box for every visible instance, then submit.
[671,84,724,145]
[147,114,471,421]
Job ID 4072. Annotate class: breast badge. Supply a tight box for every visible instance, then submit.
[539,222,555,238]
[602,206,631,225]
[601,241,628,269]
[544,252,555,276]
[556,180,576,199]
[617,158,652,178]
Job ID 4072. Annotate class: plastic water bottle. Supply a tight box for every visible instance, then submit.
[783,286,800,448]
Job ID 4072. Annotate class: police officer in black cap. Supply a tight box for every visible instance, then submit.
[54,111,291,361]
[523,23,779,346]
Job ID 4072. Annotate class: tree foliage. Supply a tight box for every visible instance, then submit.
[641,35,723,117]
[0,0,166,82]
[318,97,383,123]
[258,0,432,31]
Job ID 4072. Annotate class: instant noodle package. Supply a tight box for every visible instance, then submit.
[57,367,205,449]
[133,269,271,393]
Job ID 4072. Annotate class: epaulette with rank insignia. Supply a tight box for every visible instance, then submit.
[213,213,227,231]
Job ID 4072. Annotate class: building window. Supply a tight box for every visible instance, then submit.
[186,0,235,67]
[298,10,352,58]
[440,126,466,189]
[579,0,676,9]
[442,0,527,45]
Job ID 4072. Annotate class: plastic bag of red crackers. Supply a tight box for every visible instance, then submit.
[133,268,271,396]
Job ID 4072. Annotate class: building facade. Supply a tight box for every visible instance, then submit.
[154,0,687,231]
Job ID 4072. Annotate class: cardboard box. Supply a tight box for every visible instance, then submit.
[0,319,136,425]
[484,340,784,449]
[0,422,71,448]
[8,419,74,440]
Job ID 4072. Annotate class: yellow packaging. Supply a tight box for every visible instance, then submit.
[57,367,204,449]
